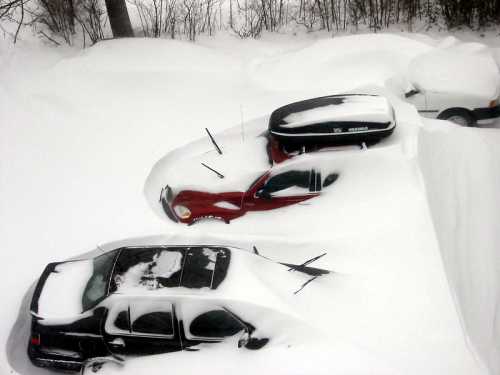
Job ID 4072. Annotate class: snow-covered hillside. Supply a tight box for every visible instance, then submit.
[1,32,499,375]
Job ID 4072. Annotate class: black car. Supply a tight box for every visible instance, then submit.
[28,239,329,372]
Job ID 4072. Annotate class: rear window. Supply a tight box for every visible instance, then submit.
[82,249,119,311]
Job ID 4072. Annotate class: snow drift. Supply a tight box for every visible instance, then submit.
[2,32,499,375]
[418,120,500,375]
[408,45,500,99]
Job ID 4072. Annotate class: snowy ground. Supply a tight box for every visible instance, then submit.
[1,31,499,374]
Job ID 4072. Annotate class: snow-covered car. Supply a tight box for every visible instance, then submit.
[161,167,339,224]
[28,239,329,372]
[404,47,500,126]
[268,94,396,152]
[404,83,500,126]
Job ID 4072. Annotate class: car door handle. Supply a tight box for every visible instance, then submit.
[109,338,125,347]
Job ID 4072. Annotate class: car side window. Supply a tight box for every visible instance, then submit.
[132,311,174,336]
[106,298,175,337]
[189,309,244,339]
[257,170,311,198]
[114,310,131,332]
[130,300,175,337]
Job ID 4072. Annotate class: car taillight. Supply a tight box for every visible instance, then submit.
[489,100,498,108]
[30,334,41,346]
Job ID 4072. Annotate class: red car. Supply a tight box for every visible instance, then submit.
[160,168,339,224]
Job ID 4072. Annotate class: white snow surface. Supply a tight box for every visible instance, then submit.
[1,31,500,375]
[408,42,500,98]
[282,95,393,127]
[36,261,94,318]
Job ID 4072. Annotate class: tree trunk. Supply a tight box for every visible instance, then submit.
[105,0,134,37]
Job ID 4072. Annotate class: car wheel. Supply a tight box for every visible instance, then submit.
[438,108,475,127]
[80,357,123,374]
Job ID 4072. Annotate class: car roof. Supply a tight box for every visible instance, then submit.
[110,246,232,294]
[91,239,318,315]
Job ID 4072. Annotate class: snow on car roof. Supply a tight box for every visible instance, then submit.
[408,45,500,99]
[99,243,318,314]
[280,95,394,128]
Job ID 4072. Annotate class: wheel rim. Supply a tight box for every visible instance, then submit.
[446,115,469,126]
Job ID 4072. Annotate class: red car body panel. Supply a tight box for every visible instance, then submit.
[169,171,319,224]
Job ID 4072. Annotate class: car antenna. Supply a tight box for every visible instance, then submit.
[288,252,326,272]
[97,244,105,253]
[240,104,245,143]
[205,128,223,155]
[201,162,225,179]
[253,245,259,255]
[294,276,319,295]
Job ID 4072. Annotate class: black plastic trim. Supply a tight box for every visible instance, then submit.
[473,105,500,120]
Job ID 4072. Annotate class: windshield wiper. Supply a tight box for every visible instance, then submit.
[288,252,326,271]
[282,252,328,276]
[201,163,225,179]
[205,128,223,155]
[294,276,319,295]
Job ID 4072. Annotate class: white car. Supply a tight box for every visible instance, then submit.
[404,46,500,126]
[404,83,500,126]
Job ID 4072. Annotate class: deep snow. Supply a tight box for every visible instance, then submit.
[1,31,499,375]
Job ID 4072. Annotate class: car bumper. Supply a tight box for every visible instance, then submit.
[160,185,179,223]
[30,356,82,372]
[29,346,82,372]
[473,105,500,123]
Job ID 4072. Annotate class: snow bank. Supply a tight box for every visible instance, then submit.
[418,120,500,375]
[408,43,500,98]
[251,33,432,93]
[2,32,496,375]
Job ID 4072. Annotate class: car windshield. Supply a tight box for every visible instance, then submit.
[81,249,119,311]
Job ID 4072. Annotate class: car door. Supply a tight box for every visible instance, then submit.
[178,301,247,350]
[103,297,181,357]
[244,169,318,211]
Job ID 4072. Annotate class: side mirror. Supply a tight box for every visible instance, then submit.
[238,331,250,348]
[405,88,420,98]
[239,336,269,350]
[323,173,339,188]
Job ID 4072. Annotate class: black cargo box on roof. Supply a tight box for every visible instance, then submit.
[268,94,396,149]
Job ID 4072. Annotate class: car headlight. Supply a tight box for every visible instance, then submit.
[174,205,191,219]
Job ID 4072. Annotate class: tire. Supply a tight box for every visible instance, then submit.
[80,358,123,374]
[438,108,475,127]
